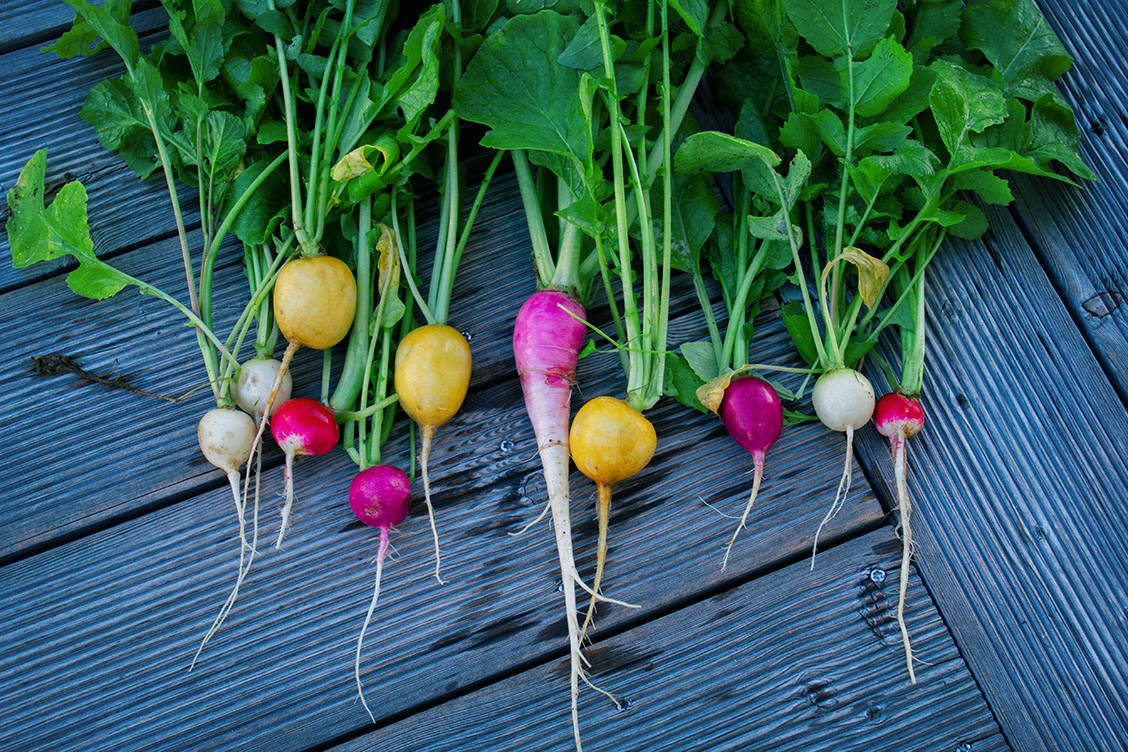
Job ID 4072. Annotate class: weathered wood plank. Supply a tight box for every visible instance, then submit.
[332,528,1006,752]
[1008,0,1128,403]
[855,205,1128,752]
[0,8,189,293]
[0,348,882,750]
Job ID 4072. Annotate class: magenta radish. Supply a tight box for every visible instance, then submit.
[513,289,592,745]
[810,367,875,565]
[270,398,340,548]
[874,391,925,683]
[717,377,783,570]
[349,464,412,723]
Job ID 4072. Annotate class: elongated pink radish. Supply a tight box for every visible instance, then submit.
[270,398,340,548]
[349,465,412,724]
[874,391,925,684]
[193,407,256,666]
[810,367,875,566]
[717,377,783,571]
[513,289,591,751]
[570,396,656,642]
[394,323,472,583]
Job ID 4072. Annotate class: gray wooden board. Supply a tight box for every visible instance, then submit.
[0,7,188,292]
[854,203,1128,752]
[0,358,882,751]
[332,528,1007,752]
[1008,0,1128,403]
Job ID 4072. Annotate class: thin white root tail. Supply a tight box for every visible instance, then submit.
[892,431,917,684]
[191,467,258,670]
[722,454,765,572]
[509,500,552,538]
[811,425,855,570]
[420,424,443,584]
[355,529,390,725]
[275,449,296,549]
[579,485,612,643]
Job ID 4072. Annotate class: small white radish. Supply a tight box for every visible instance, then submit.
[235,357,292,418]
[810,367,874,566]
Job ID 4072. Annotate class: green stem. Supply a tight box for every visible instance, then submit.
[720,242,769,371]
[829,52,857,348]
[305,34,345,246]
[269,6,311,253]
[650,0,673,405]
[771,171,829,367]
[330,196,374,411]
[691,265,724,369]
[337,394,400,424]
[392,187,436,325]
[445,149,505,301]
[510,150,556,286]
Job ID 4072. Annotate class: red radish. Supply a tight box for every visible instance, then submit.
[270,398,340,548]
[810,367,875,566]
[349,465,412,723]
[874,391,925,684]
[570,396,655,641]
[717,377,783,570]
[512,289,591,748]
[394,323,472,583]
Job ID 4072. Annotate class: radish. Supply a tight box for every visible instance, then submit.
[348,464,412,723]
[512,288,591,744]
[193,406,257,666]
[810,367,875,565]
[394,323,472,583]
[570,396,656,640]
[270,398,340,548]
[874,391,925,683]
[717,377,783,570]
[235,357,292,418]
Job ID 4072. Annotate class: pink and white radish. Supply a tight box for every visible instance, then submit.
[717,376,783,570]
[810,367,875,565]
[270,397,340,548]
[874,391,925,683]
[349,464,412,723]
[512,289,592,747]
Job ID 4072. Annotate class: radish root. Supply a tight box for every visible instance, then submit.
[580,484,613,642]
[811,425,855,569]
[721,453,765,572]
[275,448,297,549]
[891,429,917,684]
[355,528,390,724]
[419,423,443,584]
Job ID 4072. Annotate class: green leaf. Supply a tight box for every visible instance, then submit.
[785,0,897,58]
[65,259,132,300]
[853,121,911,153]
[950,169,1013,205]
[455,11,591,164]
[674,131,781,175]
[663,353,708,413]
[781,298,819,365]
[905,0,962,51]
[670,0,709,37]
[658,170,720,272]
[680,340,719,382]
[381,5,446,131]
[55,0,140,68]
[850,37,913,118]
[848,139,938,202]
[797,55,846,109]
[878,64,936,124]
[748,209,801,244]
[45,0,131,59]
[945,200,990,239]
[928,59,1008,157]
[962,0,1072,100]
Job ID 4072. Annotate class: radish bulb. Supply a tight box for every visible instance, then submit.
[270,398,340,548]
[717,377,783,570]
[235,357,292,418]
[810,368,875,566]
[349,465,412,723]
[874,391,925,684]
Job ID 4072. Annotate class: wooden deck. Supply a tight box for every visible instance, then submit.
[1,2,1125,750]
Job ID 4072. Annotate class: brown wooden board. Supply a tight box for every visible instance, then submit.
[854,203,1128,752]
[0,7,185,292]
[332,528,1007,752]
[1007,0,1128,404]
[0,355,882,751]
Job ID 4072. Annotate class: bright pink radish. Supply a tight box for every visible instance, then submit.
[349,465,412,723]
[810,367,875,566]
[717,376,783,570]
[513,289,592,752]
[874,391,926,684]
[270,398,339,548]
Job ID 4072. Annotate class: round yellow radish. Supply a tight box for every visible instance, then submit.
[274,256,357,350]
[569,396,656,486]
[394,324,472,428]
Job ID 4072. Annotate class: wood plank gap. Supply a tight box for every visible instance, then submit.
[1007,204,1128,409]
[0,0,163,56]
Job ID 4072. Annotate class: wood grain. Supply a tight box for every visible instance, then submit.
[332,529,1007,752]
[855,204,1128,752]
